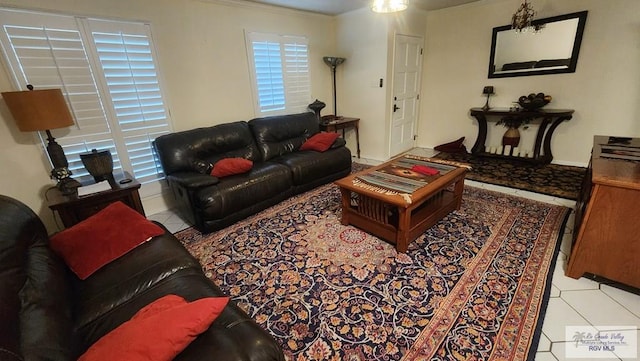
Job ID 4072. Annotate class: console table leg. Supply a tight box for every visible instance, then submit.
[541,115,572,164]
[471,112,488,154]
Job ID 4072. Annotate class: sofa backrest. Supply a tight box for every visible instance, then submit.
[248,112,319,162]
[154,121,260,175]
[0,195,73,360]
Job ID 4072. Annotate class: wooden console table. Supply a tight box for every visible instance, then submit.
[320,116,360,158]
[566,135,640,288]
[469,107,574,164]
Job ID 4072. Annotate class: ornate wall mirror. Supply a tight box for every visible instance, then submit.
[488,11,588,78]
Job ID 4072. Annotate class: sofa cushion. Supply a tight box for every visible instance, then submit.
[300,132,340,152]
[195,162,292,220]
[211,158,253,178]
[249,112,319,161]
[79,295,228,361]
[72,233,206,339]
[274,146,352,186]
[50,202,164,280]
[154,121,260,176]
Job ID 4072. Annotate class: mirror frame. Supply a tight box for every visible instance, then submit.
[488,11,588,78]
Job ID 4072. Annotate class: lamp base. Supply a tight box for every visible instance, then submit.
[52,167,81,195]
[57,177,81,196]
[482,94,491,111]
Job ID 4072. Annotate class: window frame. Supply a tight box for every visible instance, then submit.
[245,31,311,117]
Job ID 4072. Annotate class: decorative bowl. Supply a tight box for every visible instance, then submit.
[518,93,552,110]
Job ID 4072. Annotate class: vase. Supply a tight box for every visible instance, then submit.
[80,149,114,183]
[502,126,520,148]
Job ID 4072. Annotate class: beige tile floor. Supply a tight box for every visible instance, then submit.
[149,149,640,360]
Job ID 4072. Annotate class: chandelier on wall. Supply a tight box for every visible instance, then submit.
[511,0,544,33]
[371,0,409,13]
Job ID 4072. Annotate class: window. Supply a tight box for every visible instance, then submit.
[246,32,310,116]
[0,8,172,197]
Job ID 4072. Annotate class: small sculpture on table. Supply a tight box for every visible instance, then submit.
[308,99,326,123]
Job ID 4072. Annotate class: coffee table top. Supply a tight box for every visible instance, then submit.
[335,156,468,208]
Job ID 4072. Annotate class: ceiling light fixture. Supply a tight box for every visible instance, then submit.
[371,0,408,13]
[511,0,544,33]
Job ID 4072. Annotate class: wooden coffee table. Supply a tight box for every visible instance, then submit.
[335,157,467,253]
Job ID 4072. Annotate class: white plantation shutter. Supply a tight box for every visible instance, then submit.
[283,40,310,111]
[0,8,172,195]
[85,19,171,185]
[246,32,310,116]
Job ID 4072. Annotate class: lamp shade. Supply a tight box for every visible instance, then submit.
[2,88,74,132]
[323,56,346,68]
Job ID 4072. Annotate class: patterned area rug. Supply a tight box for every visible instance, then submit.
[175,183,570,361]
[434,152,586,200]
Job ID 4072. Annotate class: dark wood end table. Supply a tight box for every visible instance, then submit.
[320,116,361,158]
[47,172,145,228]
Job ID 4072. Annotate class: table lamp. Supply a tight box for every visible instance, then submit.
[2,85,81,195]
[482,86,495,111]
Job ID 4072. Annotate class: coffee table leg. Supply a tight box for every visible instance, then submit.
[454,177,465,209]
[396,207,410,253]
[339,187,350,225]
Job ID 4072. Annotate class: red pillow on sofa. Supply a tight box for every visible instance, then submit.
[300,132,340,152]
[79,295,229,361]
[50,201,164,280]
[211,158,253,178]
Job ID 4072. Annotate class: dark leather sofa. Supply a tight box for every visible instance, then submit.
[153,112,352,233]
[0,195,284,361]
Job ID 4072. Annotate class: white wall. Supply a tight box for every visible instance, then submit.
[336,8,427,161]
[418,0,640,166]
[0,0,335,232]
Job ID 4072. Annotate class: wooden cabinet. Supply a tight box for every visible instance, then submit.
[47,172,145,228]
[565,136,640,288]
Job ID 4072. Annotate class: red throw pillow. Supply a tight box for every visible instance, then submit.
[300,132,340,152]
[211,158,253,178]
[79,295,229,361]
[50,201,164,280]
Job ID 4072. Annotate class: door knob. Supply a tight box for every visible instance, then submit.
[393,104,400,112]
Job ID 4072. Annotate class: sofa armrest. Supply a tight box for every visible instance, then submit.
[331,137,346,149]
[168,172,220,188]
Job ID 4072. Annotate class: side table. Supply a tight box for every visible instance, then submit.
[320,116,361,158]
[47,172,145,228]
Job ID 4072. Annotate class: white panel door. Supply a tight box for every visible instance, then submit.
[390,34,423,157]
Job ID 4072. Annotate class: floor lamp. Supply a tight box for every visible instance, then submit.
[323,57,346,117]
[3,86,81,195]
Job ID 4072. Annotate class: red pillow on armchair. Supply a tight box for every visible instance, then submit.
[300,132,340,152]
[50,201,164,279]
